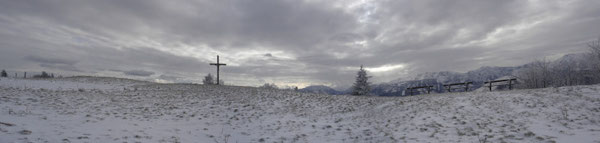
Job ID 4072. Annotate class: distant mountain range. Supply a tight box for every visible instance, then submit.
[299,65,521,96]
[300,53,587,96]
[300,53,589,96]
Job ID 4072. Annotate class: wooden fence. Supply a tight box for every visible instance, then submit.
[405,79,518,96]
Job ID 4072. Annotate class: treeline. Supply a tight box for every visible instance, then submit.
[0,70,59,78]
[516,38,600,89]
[32,71,55,78]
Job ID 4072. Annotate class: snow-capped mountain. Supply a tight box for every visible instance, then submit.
[550,53,595,71]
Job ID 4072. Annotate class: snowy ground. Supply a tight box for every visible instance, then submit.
[1,77,599,143]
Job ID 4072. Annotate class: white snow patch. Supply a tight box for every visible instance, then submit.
[0,77,599,142]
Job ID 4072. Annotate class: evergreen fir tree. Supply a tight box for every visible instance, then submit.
[352,65,371,95]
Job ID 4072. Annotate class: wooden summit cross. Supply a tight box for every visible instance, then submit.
[209,55,226,85]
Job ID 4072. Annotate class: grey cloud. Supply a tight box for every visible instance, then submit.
[123,70,155,77]
[159,74,180,81]
[0,0,598,88]
[40,63,83,72]
[25,55,82,72]
[0,0,357,51]
[329,33,364,44]
[25,55,78,65]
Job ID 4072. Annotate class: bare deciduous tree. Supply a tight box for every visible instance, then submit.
[588,37,600,81]
[516,38,600,89]
[589,37,600,62]
[203,73,215,85]
[518,59,552,89]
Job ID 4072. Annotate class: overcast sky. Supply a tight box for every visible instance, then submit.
[0,0,599,89]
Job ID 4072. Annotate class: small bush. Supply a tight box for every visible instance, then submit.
[524,131,535,137]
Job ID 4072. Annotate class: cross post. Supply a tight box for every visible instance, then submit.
[209,55,226,85]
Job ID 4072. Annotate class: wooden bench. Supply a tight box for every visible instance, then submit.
[443,82,473,92]
[406,85,434,96]
[484,79,517,91]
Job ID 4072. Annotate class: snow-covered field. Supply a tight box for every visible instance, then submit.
[1,77,599,143]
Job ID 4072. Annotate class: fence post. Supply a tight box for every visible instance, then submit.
[427,86,431,94]
[488,81,492,91]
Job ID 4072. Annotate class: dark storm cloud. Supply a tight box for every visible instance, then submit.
[0,0,599,88]
[158,74,180,81]
[24,55,82,72]
[39,64,83,72]
[25,55,78,65]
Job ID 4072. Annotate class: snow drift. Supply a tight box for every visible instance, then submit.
[0,77,599,142]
